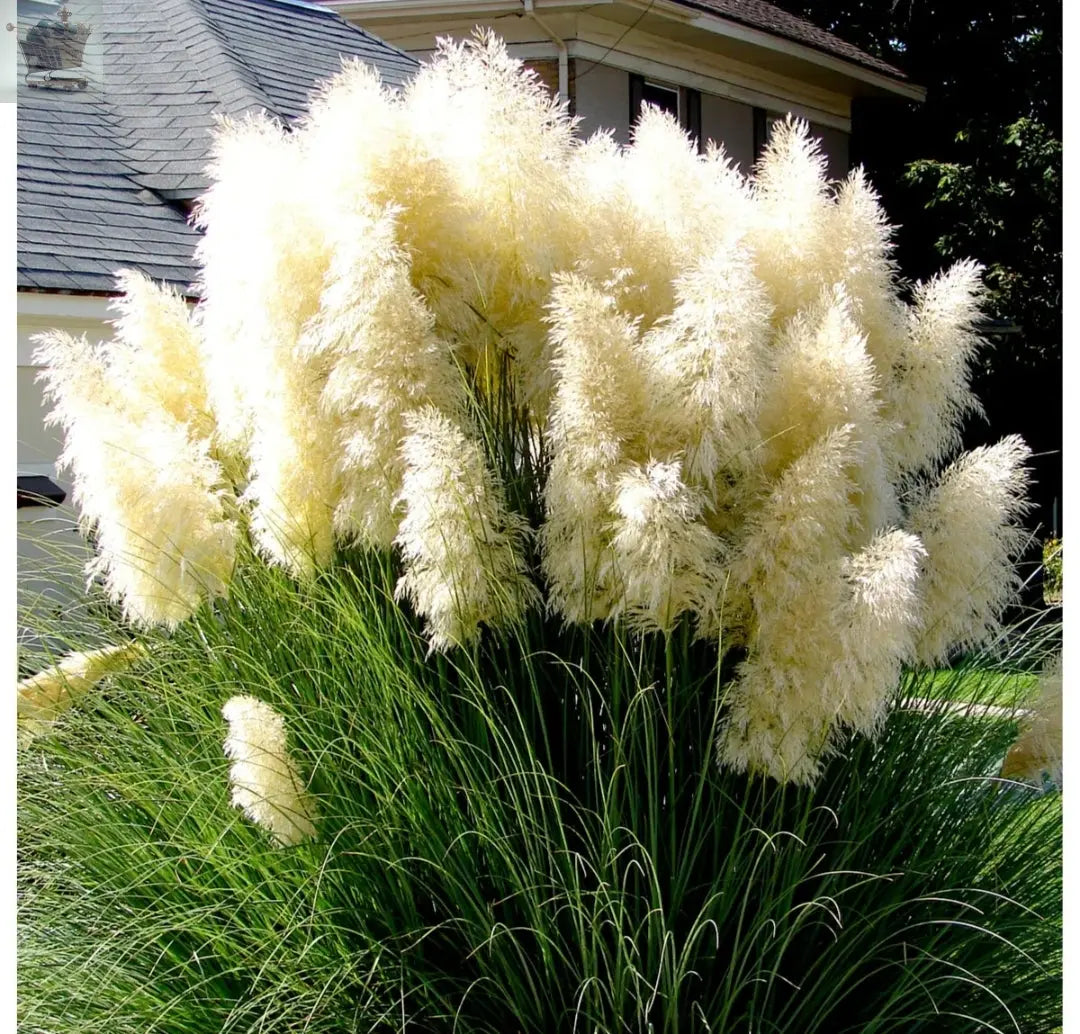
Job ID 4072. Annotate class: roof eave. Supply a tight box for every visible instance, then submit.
[322,0,923,101]
[661,0,925,102]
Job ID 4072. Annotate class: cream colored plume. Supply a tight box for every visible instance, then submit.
[107,271,216,439]
[757,288,878,469]
[883,260,985,477]
[222,695,318,847]
[608,460,726,634]
[909,436,1031,666]
[747,117,832,324]
[640,245,771,489]
[394,30,580,410]
[830,528,926,732]
[1001,655,1063,786]
[18,642,147,743]
[718,428,860,785]
[194,118,340,576]
[395,407,539,652]
[541,275,656,624]
[299,207,464,550]
[719,464,924,783]
[568,109,751,340]
[193,113,307,450]
[35,321,237,627]
[824,170,909,407]
[755,285,898,538]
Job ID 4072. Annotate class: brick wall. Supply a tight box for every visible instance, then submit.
[523,57,576,111]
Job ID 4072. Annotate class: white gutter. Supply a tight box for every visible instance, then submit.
[522,0,568,104]
[17,291,120,323]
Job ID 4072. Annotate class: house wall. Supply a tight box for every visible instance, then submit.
[17,294,106,650]
[573,61,630,146]
[346,10,855,174]
[566,64,847,179]
[810,120,850,181]
[522,52,848,178]
[17,364,58,470]
[700,92,754,171]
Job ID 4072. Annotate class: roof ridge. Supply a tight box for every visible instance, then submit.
[171,0,281,120]
[260,0,425,67]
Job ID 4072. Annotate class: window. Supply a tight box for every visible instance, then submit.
[753,106,770,163]
[753,109,791,163]
[630,74,702,151]
[753,109,850,179]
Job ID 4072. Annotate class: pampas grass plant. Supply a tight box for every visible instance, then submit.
[19,32,1061,1032]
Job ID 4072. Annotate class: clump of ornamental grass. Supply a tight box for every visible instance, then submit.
[18,557,1061,1033]
[20,31,1060,1033]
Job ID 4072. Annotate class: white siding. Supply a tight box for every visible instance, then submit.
[767,112,850,181]
[17,364,61,473]
[573,62,630,146]
[809,121,850,181]
[700,92,754,173]
[17,299,106,651]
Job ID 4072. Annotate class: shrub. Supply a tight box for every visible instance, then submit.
[19,33,1061,1033]
[1043,537,1063,605]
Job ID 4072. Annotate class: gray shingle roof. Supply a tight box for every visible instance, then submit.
[17,0,419,296]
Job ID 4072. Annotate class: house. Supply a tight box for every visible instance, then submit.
[16,0,419,640]
[320,0,923,179]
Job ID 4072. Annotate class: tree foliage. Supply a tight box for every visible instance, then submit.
[777,0,1061,360]
[776,0,1061,555]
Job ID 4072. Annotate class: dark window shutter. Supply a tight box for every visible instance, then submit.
[753,105,769,163]
[681,87,702,152]
[629,72,644,131]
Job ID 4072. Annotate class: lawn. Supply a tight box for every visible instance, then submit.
[909,667,1041,708]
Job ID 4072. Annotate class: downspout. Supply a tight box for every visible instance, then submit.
[523,0,568,106]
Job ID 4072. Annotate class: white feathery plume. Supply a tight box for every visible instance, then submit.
[542,454,621,625]
[757,287,878,471]
[396,31,580,411]
[570,108,752,338]
[193,113,317,450]
[107,270,215,440]
[908,436,1031,666]
[395,407,538,652]
[883,260,985,477]
[824,169,909,395]
[544,274,652,470]
[194,114,350,577]
[718,528,924,783]
[640,245,771,490]
[299,207,464,549]
[222,695,318,847]
[18,642,147,743]
[747,117,832,324]
[831,528,926,732]
[755,285,898,538]
[35,330,238,627]
[243,372,341,578]
[1001,655,1063,786]
[607,460,726,634]
[195,117,342,576]
[541,274,654,623]
[718,428,860,785]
